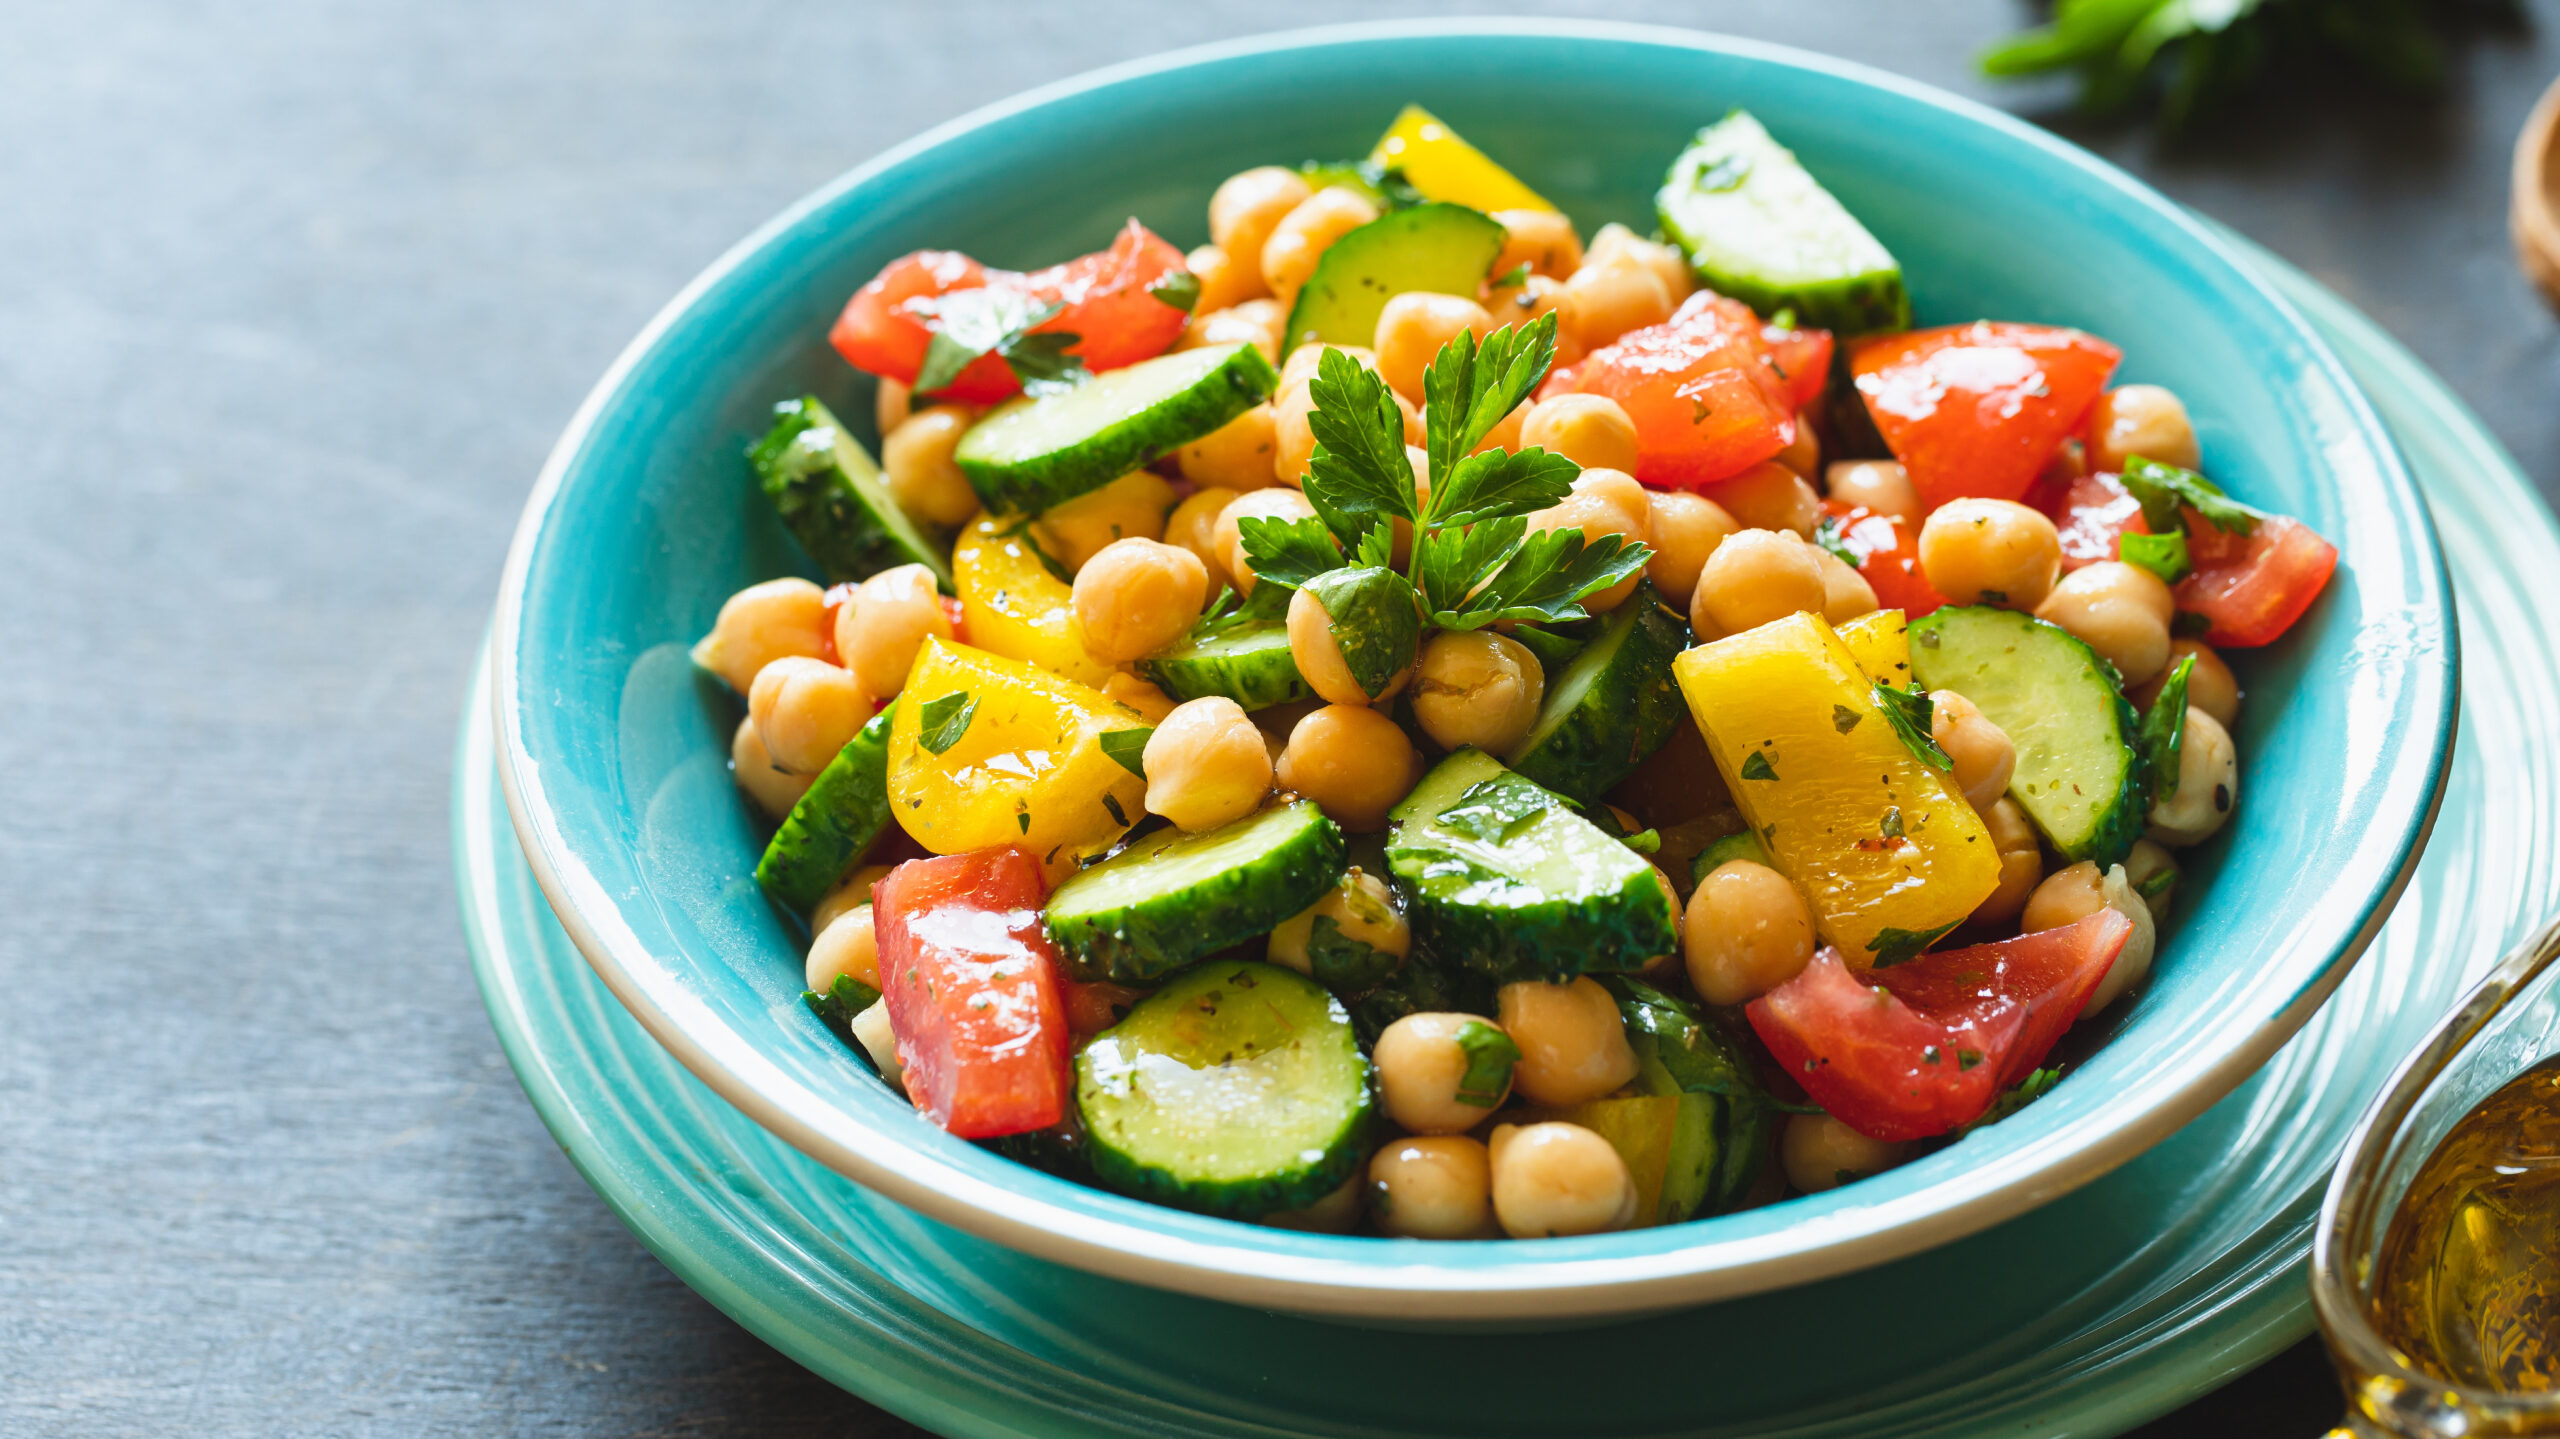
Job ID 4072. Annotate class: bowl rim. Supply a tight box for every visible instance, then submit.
[487,17,2456,1320]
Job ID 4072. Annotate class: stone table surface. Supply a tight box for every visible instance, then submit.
[5,2,2555,1435]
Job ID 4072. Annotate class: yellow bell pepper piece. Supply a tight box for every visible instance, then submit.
[1836,609,1912,688]
[952,512,1115,687]
[1672,613,1998,967]
[1368,104,1555,214]
[1512,1095,1680,1228]
[887,638,1147,883]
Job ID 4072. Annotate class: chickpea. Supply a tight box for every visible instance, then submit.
[1929,689,2017,811]
[1102,671,1178,724]
[1072,538,1209,663]
[1141,697,1273,832]
[1774,414,1821,479]
[1164,486,1239,590]
[1710,461,1821,536]
[1411,630,1544,753]
[2036,560,2175,687]
[1818,549,1879,624]
[1683,859,1816,1005]
[833,562,953,701]
[1180,299,1285,364]
[730,716,814,819]
[1973,797,2043,926]
[748,656,872,775]
[1482,272,1580,366]
[2023,858,2106,933]
[1643,491,1739,609]
[811,864,892,937]
[1825,459,1922,526]
[1262,187,1380,304]
[1213,487,1317,596]
[1782,1112,1909,1193]
[1526,467,1651,612]
[692,576,829,693]
[2147,708,2238,847]
[1369,1135,1497,1239]
[1584,222,1694,302]
[1374,1012,1517,1133]
[849,999,904,1094]
[1488,1121,1638,1238]
[874,377,912,438]
[1918,498,2062,609]
[805,902,881,994]
[1375,292,1493,402]
[1209,166,1314,278]
[1521,393,1640,473]
[1491,208,1584,278]
[2088,384,2201,474]
[1497,977,1639,1106]
[1177,403,1280,493]
[881,405,983,529]
[2026,861,2159,1013]
[1183,241,1266,313]
[1031,470,1176,574]
[1287,584,1412,707]
[1276,703,1420,832]
[1269,867,1410,974]
[2134,638,2241,730]
[1692,528,1825,637]
[1558,258,1673,351]
[1278,342,1377,396]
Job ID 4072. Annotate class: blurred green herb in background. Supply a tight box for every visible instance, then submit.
[1983,0,2523,133]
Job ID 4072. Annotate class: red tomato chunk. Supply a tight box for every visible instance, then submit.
[1850,323,2120,510]
[2177,513,2339,648]
[1571,292,1801,491]
[871,847,1073,1139]
[1745,911,2132,1142]
[1819,500,1947,618]
[2041,470,2149,573]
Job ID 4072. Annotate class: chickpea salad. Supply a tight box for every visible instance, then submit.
[693,106,2339,1241]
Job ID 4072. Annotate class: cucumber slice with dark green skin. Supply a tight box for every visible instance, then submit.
[1603,976,1773,1216]
[749,398,952,588]
[1044,801,1346,984]
[1076,960,1372,1217]
[1280,203,1508,353]
[1655,111,1911,337]
[1139,623,1311,710]
[755,702,898,915]
[1502,583,1685,802]
[1908,605,2146,866]
[1690,829,1774,888]
[953,343,1277,515]
[1384,749,1679,981]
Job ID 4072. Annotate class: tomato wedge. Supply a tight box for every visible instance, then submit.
[1571,291,1798,490]
[1761,319,1833,413]
[2041,471,2150,573]
[2176,513,2339,647]
[1818,500,1947,618]
[827,221,1191,404]
[871,847,1073,1139]
[1746,911,2132,1141]
[1849,323,2121,509]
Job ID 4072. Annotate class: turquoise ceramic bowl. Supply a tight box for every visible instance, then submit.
[490,21,2454,1324]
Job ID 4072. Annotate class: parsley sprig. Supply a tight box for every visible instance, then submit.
[1238,312,1651,692]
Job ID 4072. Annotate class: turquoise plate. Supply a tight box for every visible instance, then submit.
[486,21,2454,1324]
[457,245,2560,1436]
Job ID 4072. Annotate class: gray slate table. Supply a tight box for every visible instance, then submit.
[5,2,2555,1434]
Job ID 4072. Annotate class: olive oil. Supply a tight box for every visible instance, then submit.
[2371,1053,2560,1395]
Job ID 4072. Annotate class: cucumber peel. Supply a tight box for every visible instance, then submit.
[954,343,1276,516]
[1044,801,1346,984]
[1655,110,1910,337]
[1281,203,1507,353]
[749,398,952,588]
[755,702,899,914]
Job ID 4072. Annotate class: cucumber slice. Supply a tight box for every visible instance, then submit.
[755,701,898,914]
[1502,583,1685,802]
[749,398,952,588]
[1908,605,2145,866]
[1280,203,1508,353]
[1689,829,1774,888]
[1139,623,1311,710]
[1385,749,1680,981]
[1604,976,1773,1215]
[1044,801,1346,984]
[1655,111,1911,337]
[1076,960,1372,1217]
[954,343,1277,516]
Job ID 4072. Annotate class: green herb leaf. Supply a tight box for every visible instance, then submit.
[1188,582,1290,642]
[1620,827,1661,855]
[1304,565,1422,698]
[1452,1019,1522,1107]
[1740,751,1778,782]
[1422,314,1559,502]
[2136,653,2195,801]
[1694,151,1754,192]
[1505,621,1586,674]
[1147,268,1201,313]
[1352,520,1395,571]
[999,329,1091,396]
[1235,515,1341,590]
[1957,1066,2064,1137]
[1872,682,1954,772]
[917,691,977,755]
[1429,528,1650,630]
[1831,703,1863,734]
[2136,859,2179,901]
[1490,260,1532,290]
[910,290,1085,396]
[1879,806,1904,841]
[2120,456,2265,538]
[1813,511,1862,568]
[2119,528,2193,584]
[1428,445,1580,530]
[803,972,883,1033]
[2172,610,2212,638]
[1304,914,1403,993]
[1867,920,1959,968]
[1302,347,1419,549]
[1413,514,1528,619]
[1436,775,1554,844]
[1098,728,1153,779]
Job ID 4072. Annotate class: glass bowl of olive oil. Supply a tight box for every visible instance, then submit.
[2315,918,2560,1437]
